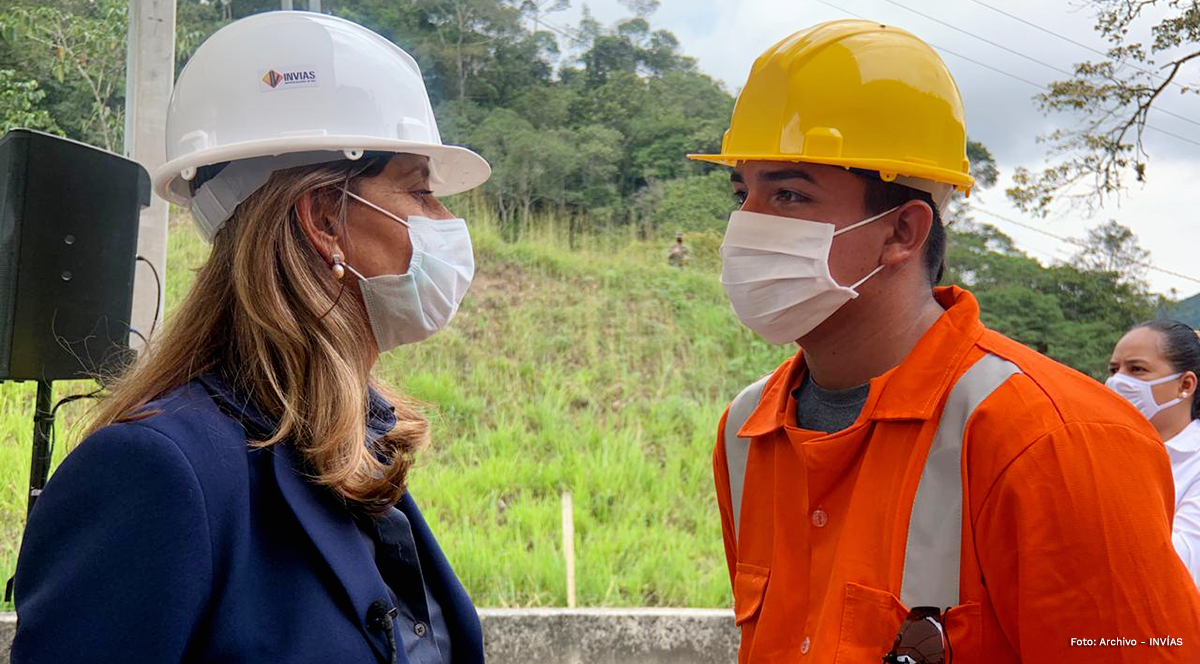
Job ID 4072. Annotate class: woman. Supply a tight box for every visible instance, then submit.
[12,12,490,664]
[1107,319,1200,585]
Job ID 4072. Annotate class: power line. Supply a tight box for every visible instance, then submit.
[873,0,1200,130]
[537,17,587,45]
[965,0,1192,95]
[973,206,1200,285]
[881,0,1079,79]
[811,0,1200,148]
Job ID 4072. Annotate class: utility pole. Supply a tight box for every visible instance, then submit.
[124,0,175,351]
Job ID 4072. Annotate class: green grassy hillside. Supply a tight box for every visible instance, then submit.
[0,205,792,609]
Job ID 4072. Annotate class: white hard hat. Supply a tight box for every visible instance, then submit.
[153,11,491,242]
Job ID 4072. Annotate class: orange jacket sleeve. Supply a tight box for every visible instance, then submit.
[974,421,1200,662]
[714,407,738,588]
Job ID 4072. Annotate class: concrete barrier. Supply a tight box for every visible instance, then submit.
[0,614,11,663]
[479,608,737,664]
[0,609,737,664]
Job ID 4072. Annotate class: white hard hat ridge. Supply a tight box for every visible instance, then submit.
[153,11,490,242]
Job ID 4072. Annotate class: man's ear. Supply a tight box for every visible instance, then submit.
[295,188,344,264]
[879,200,933,268]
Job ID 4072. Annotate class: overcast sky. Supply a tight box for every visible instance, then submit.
[539,0,1200,297]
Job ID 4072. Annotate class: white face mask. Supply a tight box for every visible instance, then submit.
[720,206,898,344]
[1105,372,1184,422]
[340,191,474,352]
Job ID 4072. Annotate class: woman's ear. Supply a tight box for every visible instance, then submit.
[879,200,934,267]
[1182,371,1198,398]
[295,188,344,264]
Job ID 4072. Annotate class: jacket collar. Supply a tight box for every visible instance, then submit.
[196,371,397,442]
[195,371,399,663]
[738,286,985,438]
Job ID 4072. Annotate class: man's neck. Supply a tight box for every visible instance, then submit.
[801,290,946,390]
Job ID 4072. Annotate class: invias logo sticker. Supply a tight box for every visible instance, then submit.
[260,67,319,91]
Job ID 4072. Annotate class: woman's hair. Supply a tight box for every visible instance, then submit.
[87,154,427,514]
[1134,319,1200,421]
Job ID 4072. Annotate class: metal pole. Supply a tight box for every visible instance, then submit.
[308,0,321,11]
[27,380,54,518]
[124,0,175,352]
[281,0,293,9]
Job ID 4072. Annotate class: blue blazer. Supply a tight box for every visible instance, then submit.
[11,373,484,664]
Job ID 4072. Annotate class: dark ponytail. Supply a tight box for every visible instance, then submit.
[1134,319,1200,420]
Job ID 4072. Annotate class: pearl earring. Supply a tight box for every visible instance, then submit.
[331,254,345,280]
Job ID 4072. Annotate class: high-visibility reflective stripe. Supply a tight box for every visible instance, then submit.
[723,354,1021,607]
[724,375,769,544]
[901,353,1019,608]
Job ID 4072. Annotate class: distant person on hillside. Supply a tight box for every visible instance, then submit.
[12,13,491,664]
[1108,320,1200,586]
[668,232,691,267]
[689,19,1200,663]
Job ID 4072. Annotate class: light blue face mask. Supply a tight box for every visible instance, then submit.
[340,191,474,352]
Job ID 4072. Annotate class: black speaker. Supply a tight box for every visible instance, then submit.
[0,129,150,382]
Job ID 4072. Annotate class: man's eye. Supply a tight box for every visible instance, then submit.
[732,191,747,206]
[776,189,806,203]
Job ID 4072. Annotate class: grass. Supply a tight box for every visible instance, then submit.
[0,202,793,609]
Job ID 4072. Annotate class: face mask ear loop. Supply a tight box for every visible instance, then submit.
[832,204,903,237]
[1148,372,1185,386]
[340,260,368,282]
[344,189,412,228]
[849,264,887,291]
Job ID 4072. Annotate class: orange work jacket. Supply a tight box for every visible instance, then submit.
[714,287,1200,664]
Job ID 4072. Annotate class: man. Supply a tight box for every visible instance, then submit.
[668,232,691,268]
[688,19,1200,664]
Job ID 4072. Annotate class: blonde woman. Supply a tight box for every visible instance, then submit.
[12,13,490,664]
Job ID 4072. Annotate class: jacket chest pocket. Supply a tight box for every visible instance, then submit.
[835,583,981,664]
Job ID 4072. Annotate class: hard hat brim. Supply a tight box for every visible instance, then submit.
[685,152,974,193]
[155,136,492,207]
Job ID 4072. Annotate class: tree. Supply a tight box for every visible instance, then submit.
[0,69,62,135]
[943,139,999,225]
[1,0,129,152]
[1008,0,1200,215]
[1070,219,1149,283]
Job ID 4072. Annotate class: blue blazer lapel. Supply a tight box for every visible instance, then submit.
[271,443,395,663]
[398,493,484,664]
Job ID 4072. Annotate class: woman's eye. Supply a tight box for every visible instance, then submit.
[412,189,434,198]
[1108,366,1119,375]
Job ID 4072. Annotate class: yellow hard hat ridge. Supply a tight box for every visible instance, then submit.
[689,19,974,194]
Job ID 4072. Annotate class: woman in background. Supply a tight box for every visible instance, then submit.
[1108,319,1200,585]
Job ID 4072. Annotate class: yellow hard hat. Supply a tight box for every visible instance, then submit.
[688,19,973,194]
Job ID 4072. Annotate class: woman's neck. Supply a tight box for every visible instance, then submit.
[1157,407,1196,443]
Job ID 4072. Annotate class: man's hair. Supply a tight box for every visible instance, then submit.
[851,169,944,285]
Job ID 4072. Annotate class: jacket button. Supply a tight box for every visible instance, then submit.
[801,636,811,654]
[414,622,428,638]
[811,509,828,528]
